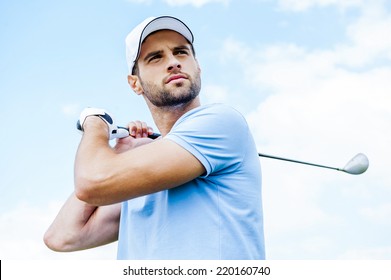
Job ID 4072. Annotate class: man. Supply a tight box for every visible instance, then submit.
[44,16,265,259]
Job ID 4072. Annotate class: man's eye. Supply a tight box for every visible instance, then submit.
[149,55,161,62]
[175,50,188,55]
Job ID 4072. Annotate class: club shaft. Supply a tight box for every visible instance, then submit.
[258,153,343,171]
[122,130,343,171]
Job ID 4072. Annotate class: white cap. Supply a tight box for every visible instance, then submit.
[125,16,194,74]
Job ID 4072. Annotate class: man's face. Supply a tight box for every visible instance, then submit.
[135,30,201,108]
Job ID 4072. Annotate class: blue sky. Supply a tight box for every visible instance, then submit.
[1,0,391,259]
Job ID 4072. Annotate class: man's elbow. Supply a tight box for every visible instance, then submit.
[74,173,108,205]
[43,230,71,252]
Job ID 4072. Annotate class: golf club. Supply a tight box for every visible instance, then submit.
[116,129,369,175]
[259,152,369,175]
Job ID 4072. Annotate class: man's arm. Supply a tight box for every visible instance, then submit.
[74,117,206,206]
[44,119,159,252]
[43,192,121,252]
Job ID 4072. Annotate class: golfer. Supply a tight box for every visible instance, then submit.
[44,16,265,259]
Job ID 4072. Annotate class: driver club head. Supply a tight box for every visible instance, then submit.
[342,153,369,175]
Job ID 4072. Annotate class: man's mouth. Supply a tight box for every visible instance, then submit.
[165,74,188,84]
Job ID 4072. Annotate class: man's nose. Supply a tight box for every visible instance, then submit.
[167,56,181,71]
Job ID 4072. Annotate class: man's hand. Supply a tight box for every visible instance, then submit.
[77,108,129,140]
[128,120,153,138]
[114,120,158,153]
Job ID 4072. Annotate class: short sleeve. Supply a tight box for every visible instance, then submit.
[164,104,249,177]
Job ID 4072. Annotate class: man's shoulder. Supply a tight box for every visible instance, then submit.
[174,103,248,133]
[185,103,245,121]
[198,103,239,113]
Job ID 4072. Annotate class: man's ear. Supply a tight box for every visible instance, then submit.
[196,59,201,74]
[127,75,143,95]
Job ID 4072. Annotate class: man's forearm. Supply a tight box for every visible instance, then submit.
[74,117,117,204]
[44,192,121,252]
[44,193,99,252]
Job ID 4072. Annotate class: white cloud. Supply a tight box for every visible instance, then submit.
[360,203,391,225]
[202,84,230,103]
[276,0,365,11]
[336,7,391,67]
[338,246,391,259]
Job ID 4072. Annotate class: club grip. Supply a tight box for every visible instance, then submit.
[117,126,161,139]
[148,133,161,139]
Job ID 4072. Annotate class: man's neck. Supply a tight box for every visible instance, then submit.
[146,97,201,136]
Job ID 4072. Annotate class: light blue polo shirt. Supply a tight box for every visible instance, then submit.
[117,104,265,259]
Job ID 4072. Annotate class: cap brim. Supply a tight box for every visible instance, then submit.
[135,16,194,61]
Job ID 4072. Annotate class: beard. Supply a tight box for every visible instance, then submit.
[139,72,201,108]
